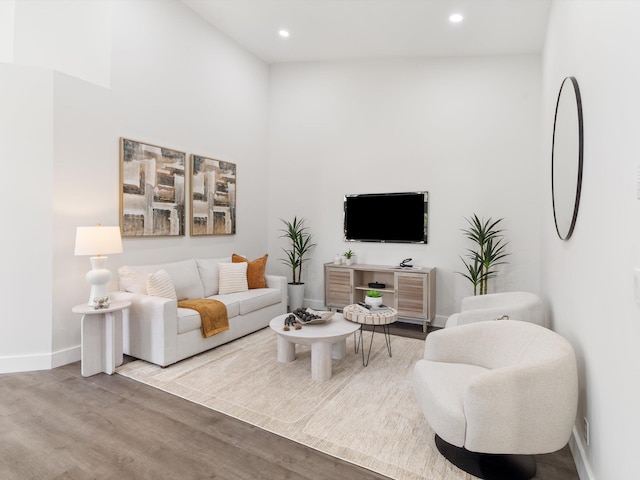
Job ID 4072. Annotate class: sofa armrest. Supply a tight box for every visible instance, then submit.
[265,274,287,306]
[111,291,178,367]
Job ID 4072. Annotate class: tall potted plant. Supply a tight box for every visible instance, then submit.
[458,214,509,295]
[280,216,316,310]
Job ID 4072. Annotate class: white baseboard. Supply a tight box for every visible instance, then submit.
[52,345,81,369]
[0,344,80,374]
[430,314,448,328]
[569,426,596,480]
[0,352,52,374]
[305,298,326,310]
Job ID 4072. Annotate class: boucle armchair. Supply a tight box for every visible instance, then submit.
[446,291,546,328]
[413,320,578,479]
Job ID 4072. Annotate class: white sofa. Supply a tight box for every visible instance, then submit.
[110,257,287,367]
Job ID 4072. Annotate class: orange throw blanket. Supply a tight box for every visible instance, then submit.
[178,299,229,339]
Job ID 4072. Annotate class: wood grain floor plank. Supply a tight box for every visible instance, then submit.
[0,363,388,480]
[0,358,578,480]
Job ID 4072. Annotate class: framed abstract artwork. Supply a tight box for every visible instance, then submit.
[190,154,236,236]
[120,138,186,237]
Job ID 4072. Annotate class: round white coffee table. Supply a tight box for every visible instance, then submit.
[269,312,360,381]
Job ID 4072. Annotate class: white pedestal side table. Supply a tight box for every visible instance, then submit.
[269,313,360,381]
[72,300,131,377]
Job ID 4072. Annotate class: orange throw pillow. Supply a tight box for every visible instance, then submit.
[232,253,268,289]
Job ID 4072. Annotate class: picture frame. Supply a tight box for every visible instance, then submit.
[190,154,236,236]
[120,137,186,237]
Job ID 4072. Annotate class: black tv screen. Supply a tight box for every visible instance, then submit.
[344,191,428,243]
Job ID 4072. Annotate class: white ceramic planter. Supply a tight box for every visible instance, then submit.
[288,283,305,311]
[365,295,382,307]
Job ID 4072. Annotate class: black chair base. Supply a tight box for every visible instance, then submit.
[435,435,537,480]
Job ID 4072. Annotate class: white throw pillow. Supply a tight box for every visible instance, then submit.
[196,257,230,297]
[119,265,148,294]
[218,262,248,295]
[146,270,178,300]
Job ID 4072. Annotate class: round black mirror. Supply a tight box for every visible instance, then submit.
[552,76,584,240]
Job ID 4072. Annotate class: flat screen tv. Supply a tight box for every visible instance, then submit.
[344,191,428,243]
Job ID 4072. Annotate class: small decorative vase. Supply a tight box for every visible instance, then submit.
[345,258,353,266]
[365,296,382,307]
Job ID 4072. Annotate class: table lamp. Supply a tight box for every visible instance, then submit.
[75,225,123,307]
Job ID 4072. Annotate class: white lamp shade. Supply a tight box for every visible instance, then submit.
[75,226,123,256]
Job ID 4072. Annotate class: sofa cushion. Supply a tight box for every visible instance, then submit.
[196,257,231,297]
[177,308,203,335]
[146,270,177,300]
[213,288,282,316]
[118,259,204,300]
[218,262,248,295]
[232,253,268,289]
[177,298,240,335]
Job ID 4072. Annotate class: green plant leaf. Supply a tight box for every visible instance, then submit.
[457,213,509,295]
[280,216,316,284]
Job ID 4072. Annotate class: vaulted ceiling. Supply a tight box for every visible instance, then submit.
[181,0,552,63]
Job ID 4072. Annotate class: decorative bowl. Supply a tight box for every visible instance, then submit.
[294,308,334,324]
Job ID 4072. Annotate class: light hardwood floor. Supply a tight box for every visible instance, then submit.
[0,357,579,480]
[0,361,391,480]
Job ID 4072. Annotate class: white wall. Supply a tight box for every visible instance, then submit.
[12,0,112,88]
[0,64,53,371]
[268,56,542,320]
[1,0,270,372]
[0,0,15,63]
[542,2,640,479]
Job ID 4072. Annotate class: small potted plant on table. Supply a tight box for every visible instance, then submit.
[365,289,383,307]
[344,249,355,265]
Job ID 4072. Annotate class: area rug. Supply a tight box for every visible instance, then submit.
[116,327,472,480]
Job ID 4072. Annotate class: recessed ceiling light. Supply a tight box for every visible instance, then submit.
[278,30,290,38]
[449,13,463,23]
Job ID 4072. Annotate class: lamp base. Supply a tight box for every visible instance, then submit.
[86,256,112,307]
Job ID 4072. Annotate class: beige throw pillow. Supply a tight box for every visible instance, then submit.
[146,270,178,300]
[218,262,249,295]
[119,265,148,294]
